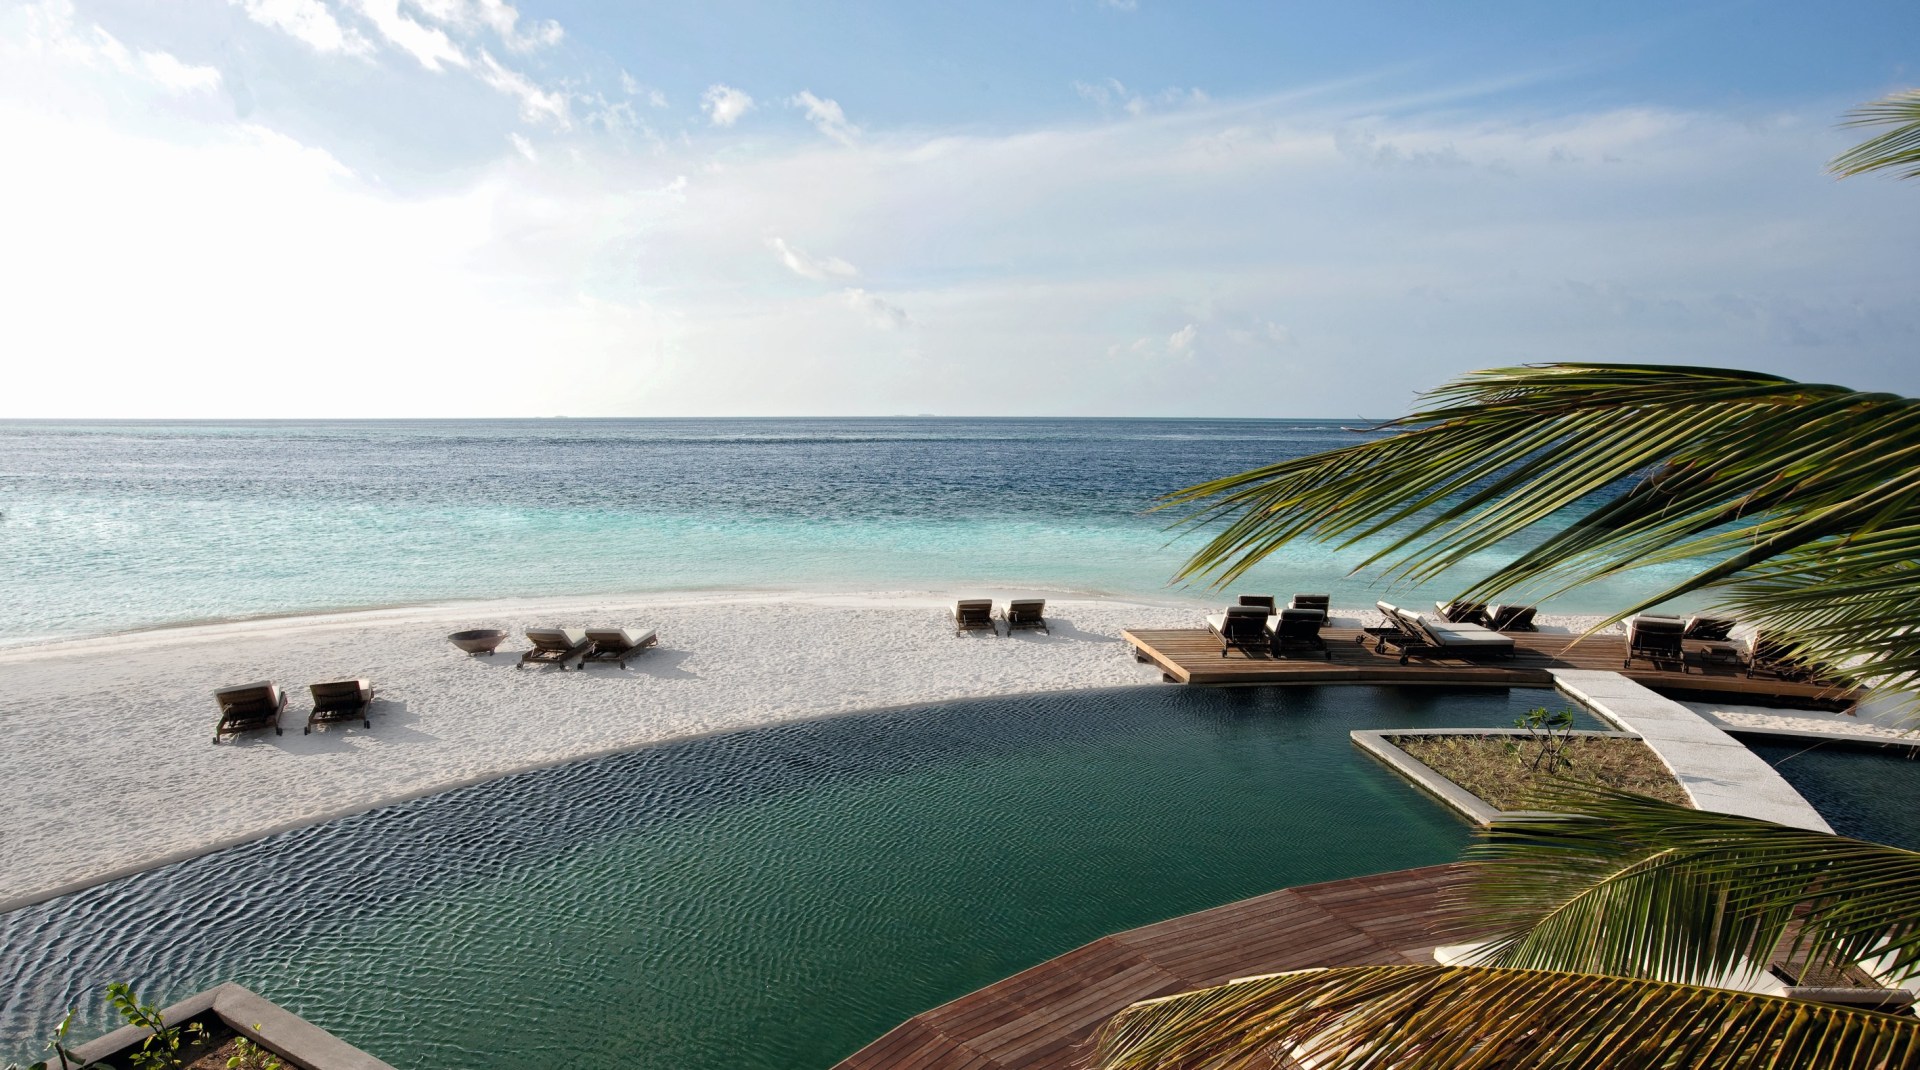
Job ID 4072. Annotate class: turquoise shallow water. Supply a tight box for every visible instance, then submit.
[0,418,1702,643]
[0,685,1581,1068]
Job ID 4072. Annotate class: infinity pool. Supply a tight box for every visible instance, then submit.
[3,685,1586,1068]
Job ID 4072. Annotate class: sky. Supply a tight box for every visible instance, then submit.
[2,1,1917,418]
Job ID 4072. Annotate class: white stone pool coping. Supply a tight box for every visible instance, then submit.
[1550,670,1833,832]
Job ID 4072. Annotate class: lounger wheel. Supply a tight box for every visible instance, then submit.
[304,726,311,735]
[275,727,283,735]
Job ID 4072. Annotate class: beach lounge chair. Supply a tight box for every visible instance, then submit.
[1003,599,1049,635]
[1684,616,1738,642]
[213,681,285,743]
[1744,631,1846,685]
[1237,595,1277,613]
[306,679,373,734]
[1289,594,1331,615]
[1364,602,1515,664]
[1270,608,1331,659]
[1435,601,1491,626]
[1625,615,1687,670]
[1207,605,1272,657]
[1488,604,1538,631]
[584,628,659,668]
[954,599,996,636]
[520,628,591,670]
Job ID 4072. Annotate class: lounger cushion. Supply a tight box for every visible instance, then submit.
[215,681,281,705]
[586,627,657,649]
[309,678,371,698]
[526,628,586,647]
[1407,613,1516,649]
[1207,613,1278,635]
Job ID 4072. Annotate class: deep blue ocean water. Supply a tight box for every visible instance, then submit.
[0,418,1693,643]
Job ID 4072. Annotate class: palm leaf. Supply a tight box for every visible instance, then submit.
[1092,963,1920,1070]
[1830,89,1920,179]
[1459,786,1920,987]
[1162,363,1920,699]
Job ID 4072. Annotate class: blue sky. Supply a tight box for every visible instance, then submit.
[3,0,1917,417]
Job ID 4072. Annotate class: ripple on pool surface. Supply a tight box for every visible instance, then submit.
[1,685,1575,1069]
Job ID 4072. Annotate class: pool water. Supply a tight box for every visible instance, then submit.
[1745,737,1920,850]
[1,685,1596,1068]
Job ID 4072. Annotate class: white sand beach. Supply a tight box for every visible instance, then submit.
[6,592,1897,912]
[0,590,1219,910]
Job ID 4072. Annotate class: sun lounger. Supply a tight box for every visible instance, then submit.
[1207,606,1272,658]
[213,681,285,743]
[1364,602,1515,664]
[1002,599,1049,635]
[520,628,591,670]
[1435,600,1491,626]
[1625,614,1687,670]
[1270,607,1331,659]
[954,599,997,636]
[1745,631,1847,685]
[1289,594,1331,615]
[1684,616,1737,642]
[1237,595,1277,613]
[307,679,373,734]
[584,628,659,668]
[1487,604,1537,631]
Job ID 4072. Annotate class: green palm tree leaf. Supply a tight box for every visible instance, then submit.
[1091,963,1920,1070]
[1458,787,1920,987]
[1830,89,1920,179]
[1162,363,1920,699]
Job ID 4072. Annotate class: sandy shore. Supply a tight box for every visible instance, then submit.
[0,590,1226,909]
[7,592,1901,912]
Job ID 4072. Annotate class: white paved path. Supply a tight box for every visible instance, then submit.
[1551,670,1832,832]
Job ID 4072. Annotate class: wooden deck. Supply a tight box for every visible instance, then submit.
[1122,626,1858,710]
[833,865,1479,1070]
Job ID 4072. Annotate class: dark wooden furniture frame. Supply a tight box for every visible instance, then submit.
[1213,606,1270,657]
[584,628,659,667]
[1626,616,1688,671]
[214,683,285,743]
[1271,608,1331,660]
[1488,604,1537,631]
[1002,600,1049,635]
[307,679,373,734]
[954,599,997,636]
[520,628,591,669]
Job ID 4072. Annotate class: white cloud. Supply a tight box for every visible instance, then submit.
[475,49,570,127]
[792,90,858,146]
[1073,78,1207,117]
[702,84,753,127]
[18,1,222,95]
[508,131,536,161]
[1100,0,1139,9]
[842,288,913,329]
[344,0,466,70]
[1166,322,1197,355]
[230,0,369,55]
[407,0,561,50]
[767,237,858,280]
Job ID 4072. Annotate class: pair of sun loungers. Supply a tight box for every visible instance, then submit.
[1434,601,1538,631]
[1624,615,1845,683]
[212,679,373,743]
[1205,594,1332,659]
[953,599,1048,637]
[1364,602,1517,664]
[519,627,659,670]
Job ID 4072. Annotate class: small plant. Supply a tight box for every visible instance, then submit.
[1508,707,1578,774]
[105,983,207,1070]
[225,1030,281,1070]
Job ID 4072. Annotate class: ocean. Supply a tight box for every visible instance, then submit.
[0,418,1691,644]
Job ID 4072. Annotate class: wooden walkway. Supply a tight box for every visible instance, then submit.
[833,865,1478,1070]
[1122,627,1858,710]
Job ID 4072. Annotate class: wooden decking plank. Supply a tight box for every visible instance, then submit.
[1119,628,1856,708]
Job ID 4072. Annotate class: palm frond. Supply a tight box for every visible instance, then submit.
[1830,89,1920,179]
[1092,963,1920,1070]
[1459,786,1920,987]
[1162,363,1920,698]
